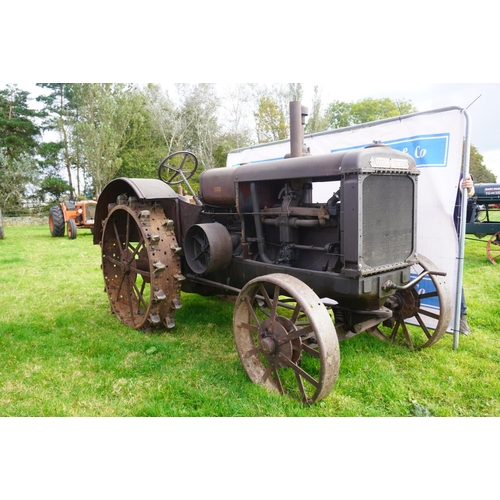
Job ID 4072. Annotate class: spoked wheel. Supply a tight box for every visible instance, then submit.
[101,203,183,330]
[158,151,198,185]
[367,254,452,349]
[233,273,340,404]
[486,232,500,265]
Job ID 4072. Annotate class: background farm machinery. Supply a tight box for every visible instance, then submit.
[466,183,500,264]
[93,102,452,404]
[49,199,97,239]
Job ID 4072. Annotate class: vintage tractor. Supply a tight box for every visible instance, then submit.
[49,199,97,239]
[466,183,500,264]
[93,102,452,404]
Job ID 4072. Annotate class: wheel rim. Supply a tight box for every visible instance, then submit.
[486,232,500,265]
[158,151,198,185]
[101,203,183,329]
[68,219,77,239]
[233,273,340,404]
[367,254,452,349]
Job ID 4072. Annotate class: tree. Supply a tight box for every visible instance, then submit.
[36,83,79,197]
[144,83,221,170]
[0,85,40,159]
[469,145,496,183]
[252,84,304,143]
[143,84,185,155]
[285,83,304,103]
[116,100,167,179]
[0,85,41,213]
[71,84,145,195]
[37,176,72,203]
[175,83,221,170]
[305,85,330,134]
[0,149,38,213]
[219,83,255,151]
[325,97,417,129]
[254,94,288,143]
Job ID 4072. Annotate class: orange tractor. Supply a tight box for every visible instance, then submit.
[49,200,97,239]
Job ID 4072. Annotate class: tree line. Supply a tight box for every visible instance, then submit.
[0,83,495,215]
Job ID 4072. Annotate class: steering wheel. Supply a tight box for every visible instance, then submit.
[158,151,198,185]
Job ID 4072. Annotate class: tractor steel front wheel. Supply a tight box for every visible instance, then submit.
[233,273,340,404]
[486,232,500,265]
[101,203,183,330]
[367,254,452,349]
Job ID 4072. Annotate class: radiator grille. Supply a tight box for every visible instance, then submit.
[362,175,414,268]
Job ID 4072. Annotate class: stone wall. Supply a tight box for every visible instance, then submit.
[3,216,49,227]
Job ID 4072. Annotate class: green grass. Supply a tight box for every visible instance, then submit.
[1,225,499,416]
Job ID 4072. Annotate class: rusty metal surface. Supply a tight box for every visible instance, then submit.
[233,273,340,404]
[101,202,183,330]
[367,254,452,349]
[93,178,177,244]
[93,100,453,404]
[184,223,233,275]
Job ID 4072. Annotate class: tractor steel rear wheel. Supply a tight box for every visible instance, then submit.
[101,203,183,330]
[233,273,340,404]
[49,205,65,237]
[367,254,452,349]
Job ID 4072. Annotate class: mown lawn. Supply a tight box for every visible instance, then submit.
[0,225,499,417]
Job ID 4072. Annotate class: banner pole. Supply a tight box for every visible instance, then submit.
[453,109,471,350]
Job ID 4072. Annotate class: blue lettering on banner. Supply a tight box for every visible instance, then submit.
[331,133,450,168]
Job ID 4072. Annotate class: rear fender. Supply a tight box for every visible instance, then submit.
[93,178,178,244]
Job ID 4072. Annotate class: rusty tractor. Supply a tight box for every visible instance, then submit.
[93,102,452,404]
[49,199,97,239]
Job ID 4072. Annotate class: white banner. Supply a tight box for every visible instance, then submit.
[227,108,467,331]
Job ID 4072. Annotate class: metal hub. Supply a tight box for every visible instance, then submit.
[233,273,340,404]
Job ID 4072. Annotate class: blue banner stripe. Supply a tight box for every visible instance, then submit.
[331,133,450,168]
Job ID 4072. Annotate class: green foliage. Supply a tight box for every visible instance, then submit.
[305,85,330,134]
[114,98,165,179]
[72,84,146,194]
[325,97,417,129]
[37,176,72,202]
[3,83,498,216]
[143,84,222,171]
[35,83,79,197]
[1,225,499,416]
[0,149,39,212]
[37,141,64,175]
[0,86,41,213]
[254,95,288,143]
[0,85,41,159]
[469,144,496,183]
